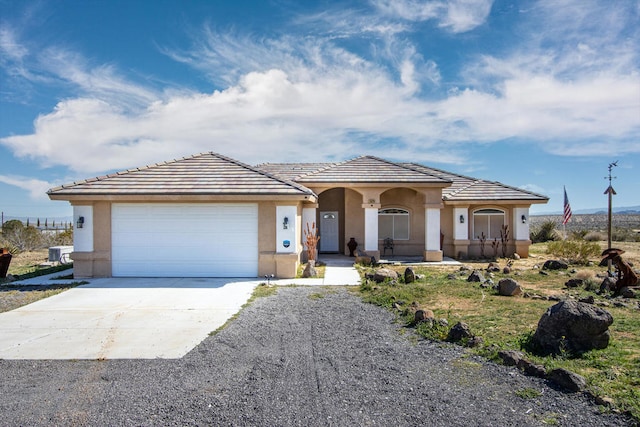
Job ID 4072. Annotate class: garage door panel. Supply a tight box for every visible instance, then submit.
[112,204,258,277]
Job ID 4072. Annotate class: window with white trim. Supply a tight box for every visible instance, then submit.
[378,208,409,240]
[473,208,505,239]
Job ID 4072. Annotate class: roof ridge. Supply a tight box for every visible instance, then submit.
[405,162,480,182]
[446,179,482,198]
[295,155,451,184]
[379,158,453,182]
[485,179,549,200]
[209,152,317,196]
[294,156,359,180]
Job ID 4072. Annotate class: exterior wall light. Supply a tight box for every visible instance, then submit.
[459,215,465,224]
[77,216,85,229]
[283,216,289,229]
[521,214,527,224]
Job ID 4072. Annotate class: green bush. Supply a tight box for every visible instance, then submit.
[546,239,601,264]
[530,220,559,243]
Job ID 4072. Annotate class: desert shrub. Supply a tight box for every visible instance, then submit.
[575,270,599,291]
[530,220,559,243]
[42,229,73,247]
[583,231,605,242]
[575,269,595,281]
[583,278,599,292]
[570,230,588,240]
[1,221,46,253]
[1,219,24,234]
[546,239,601,264]
[612,227,640,242]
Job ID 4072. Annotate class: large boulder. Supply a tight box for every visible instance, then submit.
[467,270,484,283]
[543,260,569,270]
[532,300,613,355]
[486,262,500,272]
[447,321,473,343]
[498,278,522,296]
[564,278,583,288]
[600,276,616,293]
[404,267,416,284]
[373,268,398,283]
[414,309,435,324]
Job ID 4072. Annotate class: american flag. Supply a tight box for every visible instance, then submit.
[562,187,572,225]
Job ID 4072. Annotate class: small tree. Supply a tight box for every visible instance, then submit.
[303,222,320,262]
[491,238,499,259]
[477,232,487,259]
[500,224,509,258]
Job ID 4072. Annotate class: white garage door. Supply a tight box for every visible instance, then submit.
[112,203,258,277]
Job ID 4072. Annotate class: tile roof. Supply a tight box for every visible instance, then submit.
[47,152,547,203]
[405,163,548,202]
[256,162,334,181]
[292,156,452,184]
[48,152,315,197]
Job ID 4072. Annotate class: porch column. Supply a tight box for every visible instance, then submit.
[512,207,531,257]
[453,206,470,259]
[275,205,298,278]
[363,203,381,260]
[424,204,443,262]
[301,204,318,261]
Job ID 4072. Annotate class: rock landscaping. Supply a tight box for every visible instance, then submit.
[1,287,632,426]
[532,300,614,355]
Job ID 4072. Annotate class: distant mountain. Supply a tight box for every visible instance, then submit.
[533,206,640,216]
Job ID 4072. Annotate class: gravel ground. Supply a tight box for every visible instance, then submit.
[0,286,633,426]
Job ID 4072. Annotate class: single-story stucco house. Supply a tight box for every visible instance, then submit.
[47,152,548,278]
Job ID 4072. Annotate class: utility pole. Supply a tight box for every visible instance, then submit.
[604,161,618,274]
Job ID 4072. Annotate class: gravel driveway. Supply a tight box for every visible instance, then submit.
[0,286,631,426]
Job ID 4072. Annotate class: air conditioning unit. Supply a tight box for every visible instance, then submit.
[49,246,74,263]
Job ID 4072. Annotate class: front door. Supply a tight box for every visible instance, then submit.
[319,211,339,252]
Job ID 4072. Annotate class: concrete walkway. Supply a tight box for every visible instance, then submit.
[0,258,361,360]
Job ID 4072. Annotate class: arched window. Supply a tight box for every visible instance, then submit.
[378,208,409,240]
[473,208,505,239]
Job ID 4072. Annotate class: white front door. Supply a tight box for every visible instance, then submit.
[320,211,339,252]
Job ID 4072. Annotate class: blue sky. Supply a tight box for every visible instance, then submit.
[1,0,638,220]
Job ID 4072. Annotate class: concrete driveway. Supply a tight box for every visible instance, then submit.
[0,277,258,360]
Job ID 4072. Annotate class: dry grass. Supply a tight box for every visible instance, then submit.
[5,249,50,276]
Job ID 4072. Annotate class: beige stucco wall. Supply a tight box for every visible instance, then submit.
[71,201,112,278]
[344,188,365,255]
[63,188,535,279]
[258,202,304,278]
[444,204,531,259]
[379,188,426,256]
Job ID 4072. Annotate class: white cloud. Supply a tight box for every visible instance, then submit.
[0,0,638,178]
[0,175,53,200]
[0,26,159,109]
[371,0,493,32]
